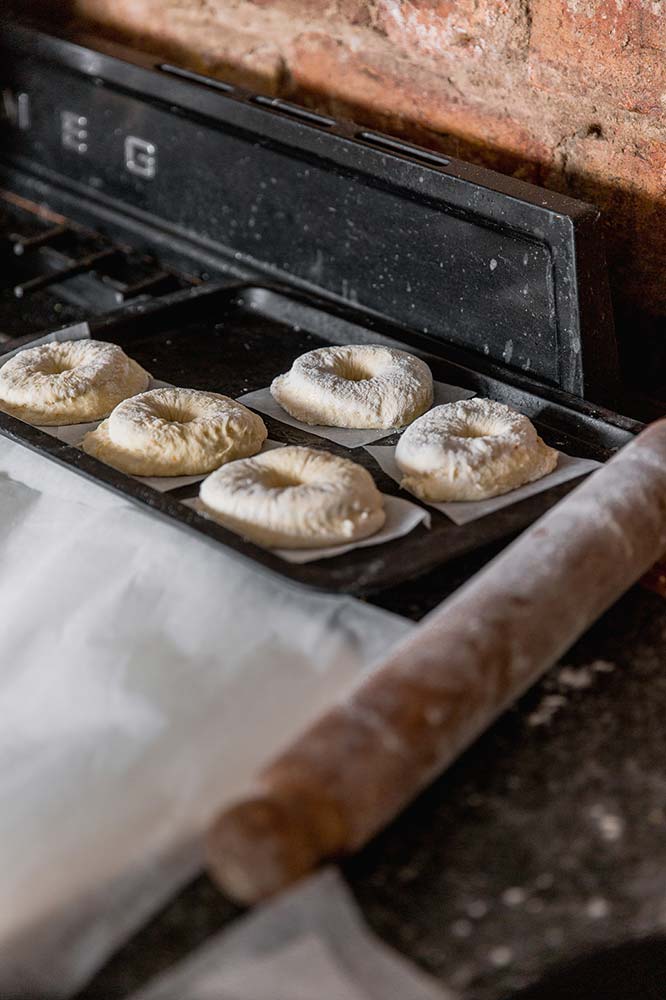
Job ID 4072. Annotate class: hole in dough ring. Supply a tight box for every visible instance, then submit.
[395,398,559,501]
[82,388,268,477]
[199,445,386,549]
[0,339,151,425]
[270,345,433,429]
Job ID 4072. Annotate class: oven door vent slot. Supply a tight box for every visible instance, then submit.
[251,96,335,128]
[357,131,451,167]
[158,64,235,94]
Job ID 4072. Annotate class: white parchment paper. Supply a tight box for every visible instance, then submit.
[128,869,456,1000]
[79,437,279,495]
[0,436,412,998]
[185,494,430,564]
[44,418,101,446]
[237,381,475,448]
[365,445,602,525]
[134,439,284,493]
[0,321,91,366]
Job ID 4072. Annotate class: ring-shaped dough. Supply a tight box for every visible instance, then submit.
[271,345,433,429]
[82,387,268,476]
[0,339,150,425]
[395,398,558,501]
[199,445,386,548]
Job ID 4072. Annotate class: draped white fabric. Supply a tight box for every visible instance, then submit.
[0,436,412,997]
[129,869,455,1000]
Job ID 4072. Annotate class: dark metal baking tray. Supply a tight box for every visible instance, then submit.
[0,281,639,595]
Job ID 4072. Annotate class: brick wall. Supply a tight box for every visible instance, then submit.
[34,1,666,333]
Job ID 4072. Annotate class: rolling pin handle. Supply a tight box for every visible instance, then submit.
[207,784,345,905]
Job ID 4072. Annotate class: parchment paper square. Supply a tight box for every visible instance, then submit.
[183,493,430,563]
[237,380,475,449]
[365,445,601,525]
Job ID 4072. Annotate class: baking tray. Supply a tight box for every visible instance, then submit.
[0,280,640,595]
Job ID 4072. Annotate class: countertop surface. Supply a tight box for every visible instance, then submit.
[75,582,666,1000]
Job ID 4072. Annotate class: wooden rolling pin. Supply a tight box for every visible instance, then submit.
[207,419,666,903]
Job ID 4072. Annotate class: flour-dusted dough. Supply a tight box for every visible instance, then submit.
[395,398,558,501]
[82,387,268,477]
[270,345,433,429]
[199,445,386,548]
[0,339,150,426]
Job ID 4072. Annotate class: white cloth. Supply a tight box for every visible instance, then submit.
[129,869,456,1000]
[0,436,412,998]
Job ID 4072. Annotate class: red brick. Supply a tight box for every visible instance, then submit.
[375,0,530,63]
[290,31,550,178]
[529,0,666,115]
[72,0,287,91]
[544,121,666,313]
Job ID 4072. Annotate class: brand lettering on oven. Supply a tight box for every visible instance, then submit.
[124,136,157,179]
[31,103,159,180]
[1,88,30,130]
[61,111,88,154]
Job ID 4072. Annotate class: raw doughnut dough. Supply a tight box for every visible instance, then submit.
[0,339,150,425]
[82,387,267,477]
[271,344,433,429]
[199,445,386,548]
[395,398,558,501]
